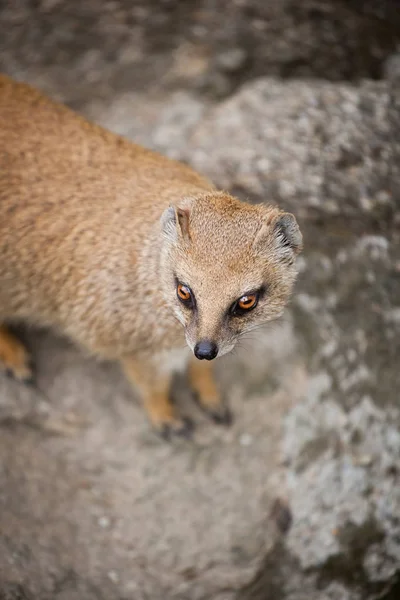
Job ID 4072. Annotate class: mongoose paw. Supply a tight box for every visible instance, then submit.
[209,404,233,427]
[193,392,233,427]
[159,416,194,441]
[5,368,35,386]
[0,330,34,385]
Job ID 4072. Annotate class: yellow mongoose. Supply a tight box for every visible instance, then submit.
[0,74,302,437]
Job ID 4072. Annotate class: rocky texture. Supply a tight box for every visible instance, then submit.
[276,232,400,599]
[238,234,400,600]
[185,79,396,229]
[1,2,400,599]
[0,320,304,600]
[0,0,400,107]
[88,77,398,232]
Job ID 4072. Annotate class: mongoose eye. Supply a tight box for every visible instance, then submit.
[230,293,259,316]
[238,294,257,310]
[177,283,194,307]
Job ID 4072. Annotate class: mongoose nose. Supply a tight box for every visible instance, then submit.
[194,340,218,361]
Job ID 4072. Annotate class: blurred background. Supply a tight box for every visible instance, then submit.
[0,2,399,599]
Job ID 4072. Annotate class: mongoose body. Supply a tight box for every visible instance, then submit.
[0,74,302,435]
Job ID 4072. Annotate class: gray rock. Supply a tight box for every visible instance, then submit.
[86,90,209,161]
[185,78,397,225]
[0,0,399,107]
[0,323,303,600]
[284,392,400,573]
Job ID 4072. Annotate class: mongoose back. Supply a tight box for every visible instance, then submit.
[0,74,303,436]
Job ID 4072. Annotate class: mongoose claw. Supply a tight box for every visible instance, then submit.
[192,391,233,427]
[5,368,35,387]
[159,416,194,441]
[209,405,233,427]
[23,375,36,387]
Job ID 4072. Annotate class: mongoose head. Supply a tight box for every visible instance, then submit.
[160,192,302,360]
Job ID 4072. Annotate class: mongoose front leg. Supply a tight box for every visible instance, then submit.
[188,357,232,425]
[121,355,193,439]
[0,325,33,383]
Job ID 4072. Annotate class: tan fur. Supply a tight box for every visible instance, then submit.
[188,359,229,423]
[0,326,32,382]
[0,74,302,435]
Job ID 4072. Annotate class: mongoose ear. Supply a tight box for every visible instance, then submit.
[176,207,191,241]
[254,212,302,259]
[273,212,303,255]
[160,206,191,243]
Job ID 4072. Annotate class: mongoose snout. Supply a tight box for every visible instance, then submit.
[193,340,218,361]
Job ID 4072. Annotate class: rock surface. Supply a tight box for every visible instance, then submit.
[187,79,396,223]
[1,2,400,599]
[0,321,304,600]
[1,0,400,105]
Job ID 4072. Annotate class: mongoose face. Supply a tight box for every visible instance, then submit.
[160,192,302,360]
